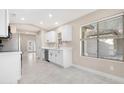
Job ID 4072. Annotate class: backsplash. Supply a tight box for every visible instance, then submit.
[0,33,19,52]
[45,41,72,48]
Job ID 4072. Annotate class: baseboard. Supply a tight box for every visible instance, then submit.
[72,64,124,83]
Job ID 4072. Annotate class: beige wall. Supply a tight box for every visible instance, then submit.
[49,9,124,78]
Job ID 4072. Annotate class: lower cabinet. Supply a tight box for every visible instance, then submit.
[48,48,72,68]
[55,50,63,65]
[41,49,45,60]
[0,52,22,84]
[49,50,55,62]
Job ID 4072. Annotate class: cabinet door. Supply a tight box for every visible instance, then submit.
[55,50,63,66]
[52,50,56,63]
[62,25,72,41]
[53,50,57,64]
[45,32,50,43]
[49,50,55,63]
[45,31,56,43]
[51,31,56,42]
[41,49,45,59]
[58,51,63,65]
[0,9,8,37]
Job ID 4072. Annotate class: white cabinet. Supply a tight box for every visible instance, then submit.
[0,52,22,84]
[41,49,45,60]
[47,48,72,68]
[48,50,52,61]
[55,50,63,65]
[49,49,55,62]
[0,9,9,37]
[53,50,62,65]
[61,25,72,41]
[45,31,56,43]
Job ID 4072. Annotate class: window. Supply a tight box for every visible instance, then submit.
[98,38,124,61]
[81,15,124,61]
[98,16,123,38]
[81,23,98,57]
[98,16,123,61]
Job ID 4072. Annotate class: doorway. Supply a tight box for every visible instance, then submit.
[20,34,37,65]
[20,34,36,54]
[27,40,36,52]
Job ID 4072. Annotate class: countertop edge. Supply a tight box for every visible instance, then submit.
[0,51,22,55]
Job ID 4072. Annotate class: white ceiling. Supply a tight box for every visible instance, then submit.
[9,9,96,32]
[13,23,41,32]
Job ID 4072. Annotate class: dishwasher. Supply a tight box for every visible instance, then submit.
[44,49,49,62]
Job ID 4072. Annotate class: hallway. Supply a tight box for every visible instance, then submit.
[19,53,120,84]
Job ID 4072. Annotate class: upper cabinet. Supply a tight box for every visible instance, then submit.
[45,31,56,43]
[59,25,72,42]
[45,25,72,43]
[0,9,9,37]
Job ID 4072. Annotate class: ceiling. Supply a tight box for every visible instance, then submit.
[8,9,96,32]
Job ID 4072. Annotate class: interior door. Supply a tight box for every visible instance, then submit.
[27,40,36,52]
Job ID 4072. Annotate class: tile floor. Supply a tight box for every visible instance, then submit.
[19,53,121,84]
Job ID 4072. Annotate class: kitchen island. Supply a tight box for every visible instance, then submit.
[0,51,22,84]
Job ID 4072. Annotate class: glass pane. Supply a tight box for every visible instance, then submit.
[80,41,84,56]
[99,38,124,61]
[99,16,123,38]
[82,23,97,39]
[84,39,97,57]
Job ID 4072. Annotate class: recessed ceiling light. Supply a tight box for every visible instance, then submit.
[40,21,43,24]
[20,17,25,20]
[55,22,59,25]
[49,14,53,18]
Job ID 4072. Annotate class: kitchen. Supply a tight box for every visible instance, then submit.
[0,9,76,83]
[1,9,124,84]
